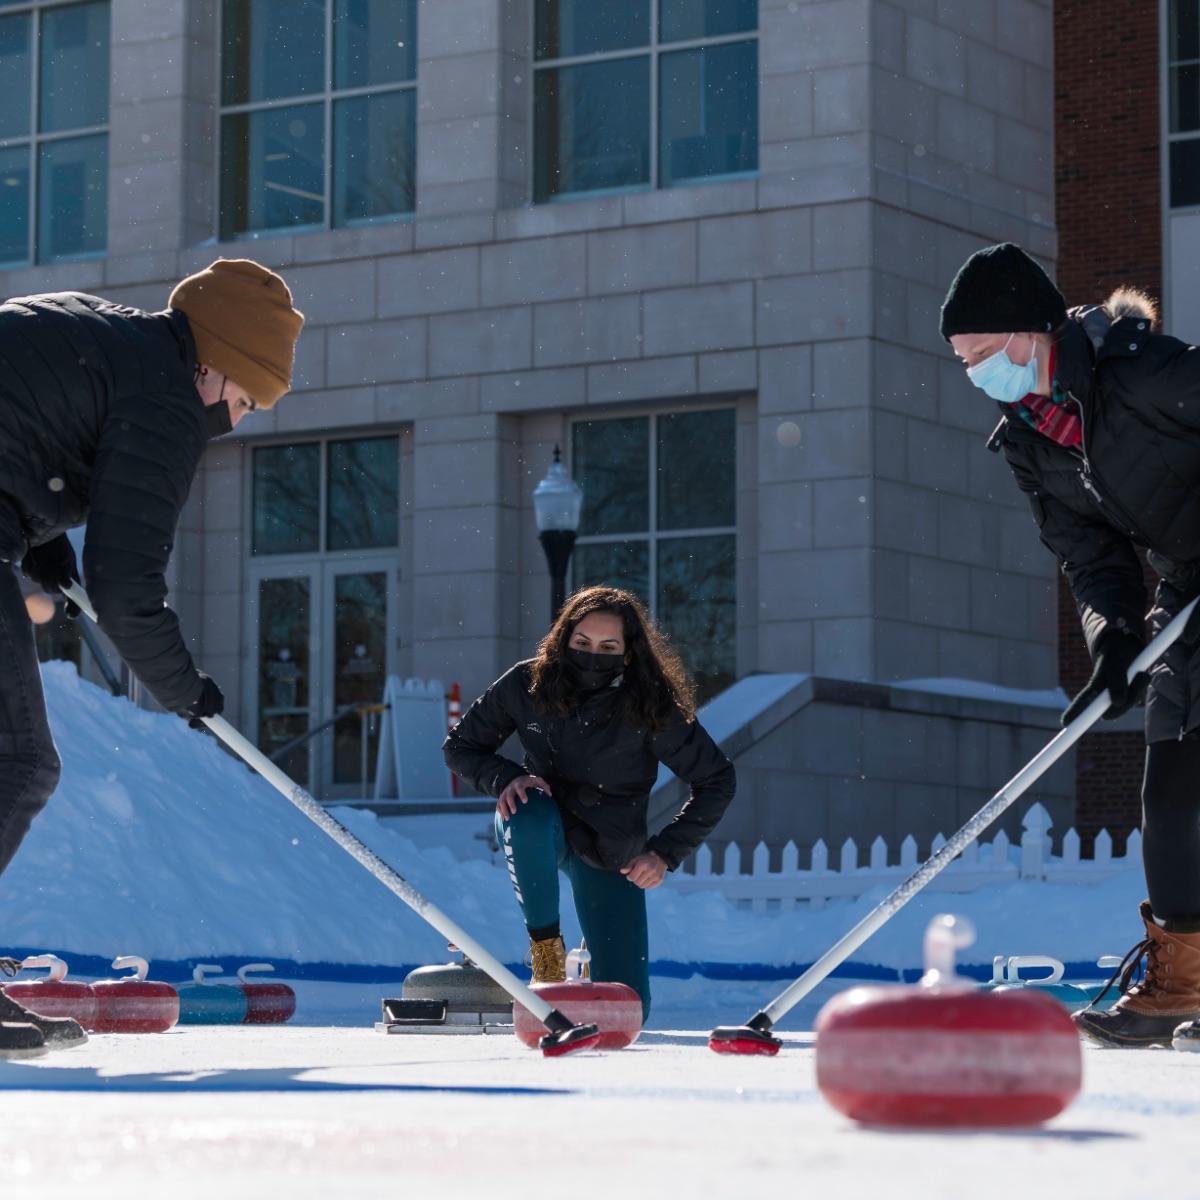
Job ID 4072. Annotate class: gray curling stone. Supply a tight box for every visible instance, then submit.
[402,946,512,1017]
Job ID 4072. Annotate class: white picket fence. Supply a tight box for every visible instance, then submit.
[667,802,1140,913]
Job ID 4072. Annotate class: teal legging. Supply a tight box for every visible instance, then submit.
[496,789,651,1020]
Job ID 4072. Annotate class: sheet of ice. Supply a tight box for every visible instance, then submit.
[0,1017,1191,1199]
[0,665,1145,980]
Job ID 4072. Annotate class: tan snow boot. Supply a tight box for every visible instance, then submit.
[1074,900,1200,1048]
[529,935,566,984]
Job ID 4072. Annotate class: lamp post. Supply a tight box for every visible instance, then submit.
[532,445,583,622]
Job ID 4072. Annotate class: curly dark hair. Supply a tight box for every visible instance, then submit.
[528,586,696,731]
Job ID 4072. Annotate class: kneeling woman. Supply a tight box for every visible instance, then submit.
[443,586,736,1019]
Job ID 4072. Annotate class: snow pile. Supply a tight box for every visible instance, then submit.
[0,665,1147,980]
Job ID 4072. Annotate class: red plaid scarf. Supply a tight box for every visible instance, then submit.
[1011,346,1082,448]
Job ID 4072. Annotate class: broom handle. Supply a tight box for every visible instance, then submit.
[761,597,1197,1025]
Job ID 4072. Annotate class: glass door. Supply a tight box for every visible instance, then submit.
[322,559,395,798]
[249,567,318,788]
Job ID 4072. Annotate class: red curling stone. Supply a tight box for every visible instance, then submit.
[3,955,98,1031]
[91,956,179,1034]
[815,915,1082,1129]
[236,963,296,1025]
[513,946,642,1050]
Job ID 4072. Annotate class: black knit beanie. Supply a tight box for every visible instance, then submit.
[939,243,1066,341]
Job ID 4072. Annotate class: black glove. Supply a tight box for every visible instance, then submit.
[1061,629,1146,727]
[20,535,80,617]
[179,673,225,730]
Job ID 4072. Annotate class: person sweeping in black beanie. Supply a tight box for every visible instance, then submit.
[941,242,1200,1049]
[0,260,304,1058]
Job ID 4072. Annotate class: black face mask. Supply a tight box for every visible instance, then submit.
[204,399,233,440]
[565,648,625,691]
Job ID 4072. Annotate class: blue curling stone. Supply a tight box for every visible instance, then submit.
[177,965,249,1025]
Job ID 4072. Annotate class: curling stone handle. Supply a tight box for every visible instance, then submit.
[1097,955,1124,970]
[111,956,149,982]
[565,944,592,983]
[921,914,976,986]
[1005,955,1064,985]
[21,954,68,982]
[237,963,275,983]
[991,955,1006,985]
[192,964,224,985]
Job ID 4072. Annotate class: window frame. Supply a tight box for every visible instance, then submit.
[247,429,404,562]
[1166,0,1200,211]
[214,0,418,241]
[567,404,738,688]
[529,0,759,205]
[0,0,110,268]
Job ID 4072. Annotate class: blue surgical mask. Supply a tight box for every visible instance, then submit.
[966,334,1039,404]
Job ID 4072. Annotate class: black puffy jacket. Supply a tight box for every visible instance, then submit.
[0,291,208,711]
[996,291,1200,740]
[444,660,736,871]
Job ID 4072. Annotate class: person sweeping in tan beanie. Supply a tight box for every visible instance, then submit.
[0,259,303,1059]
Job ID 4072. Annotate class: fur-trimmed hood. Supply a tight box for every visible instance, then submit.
[1103,286,1159,328]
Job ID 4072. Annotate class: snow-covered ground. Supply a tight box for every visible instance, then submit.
[3,1002,1197,1200]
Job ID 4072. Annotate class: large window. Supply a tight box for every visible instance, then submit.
[1171,0,1200,206]
[0,0,109,266]
[252,434,400,557]
[534,0,757,203]
[249,435,400,795]
[570,409,737,700]
[219,0,417,239]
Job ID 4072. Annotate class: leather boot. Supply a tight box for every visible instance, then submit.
[529,935,566,985]
[0,1022,46,1060]
[1074,900,1200,1048]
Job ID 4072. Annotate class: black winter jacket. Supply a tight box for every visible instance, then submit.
[443,661,736,871]
[0,292,208,712]
[995,291,1200,740]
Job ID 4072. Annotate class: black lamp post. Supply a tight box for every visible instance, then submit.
[532,445,583,622]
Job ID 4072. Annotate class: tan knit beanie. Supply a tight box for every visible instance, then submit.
[168,259,305,408]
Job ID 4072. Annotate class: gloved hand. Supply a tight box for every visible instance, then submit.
[20,534,80,617]
[1061,629,1147,727]
[179,673,224,730]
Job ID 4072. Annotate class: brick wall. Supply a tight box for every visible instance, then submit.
[1053,0,1162,841]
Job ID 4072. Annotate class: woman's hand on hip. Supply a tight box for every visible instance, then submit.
[497,774,553,820]
[621,851,668,890]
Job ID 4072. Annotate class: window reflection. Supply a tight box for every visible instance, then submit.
[258,577,311,785]
[535,57,651,202]
[252,443,320,555]
[327,437,400,551]
[332,572,387,785]
[658,409,736,530]
[573,417,649,536]
[37,134,106,260]
[657,534,736,697]
[572,540,650,601]
[221,0,324,105]
[571,411,737,701]
[39,1,109,133]
[535,0,649,59]
[659,40,758,187]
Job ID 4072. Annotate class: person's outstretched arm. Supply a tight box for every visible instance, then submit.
[83,389,209,713]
